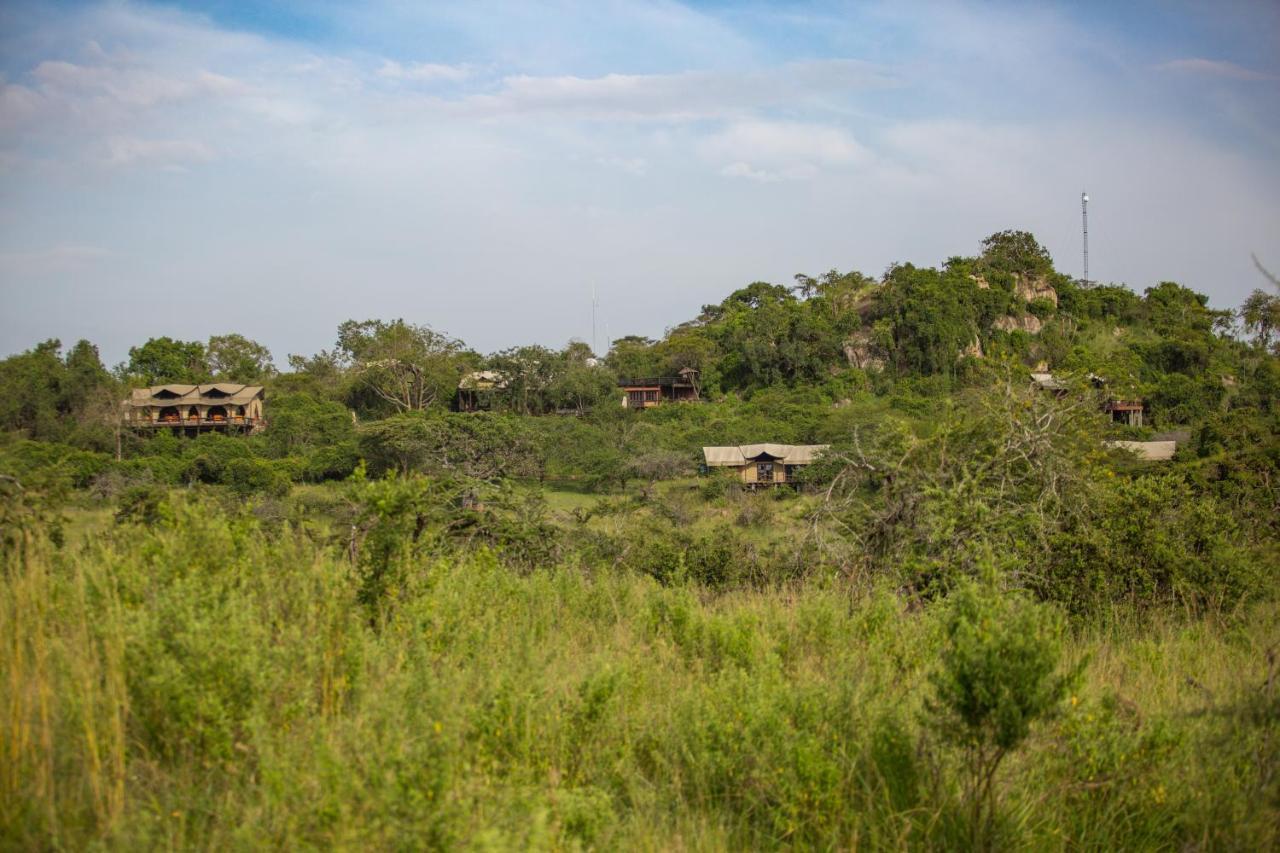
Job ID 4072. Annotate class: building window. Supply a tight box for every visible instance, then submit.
[757,462,774,482]
[627,390,645,407]
[644,389,659,403]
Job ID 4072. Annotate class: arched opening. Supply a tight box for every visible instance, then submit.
[207,405,228,422]
[158,406,181,423]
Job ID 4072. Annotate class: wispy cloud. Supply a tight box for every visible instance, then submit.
[376,60,473,83]
[0,244,114,275]
[103,135,214,167]
[458,60,896,121]
[705,120,867,182]
[1156,58,1274,81]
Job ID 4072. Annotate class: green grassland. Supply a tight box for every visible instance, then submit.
[2,484,1277,850]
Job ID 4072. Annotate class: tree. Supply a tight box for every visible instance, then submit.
[1241,290,1280,354]
[928,576,1075,849]
[0,340,67,439]
[264,393,355,457]
[606,336,662,379]
[336,320,463,415]
[488,345,560,415]
[358,411,543,480]
[876,264,981,376]
[548,360,616,415]
[811,370,1103,593]
[278,350,345,400]
[206,334,276,383]
[978,230,1054,278]
[126,337,208,385]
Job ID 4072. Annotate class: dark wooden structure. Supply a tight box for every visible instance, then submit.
[619,367,701,409]
[1103,399,1145,427]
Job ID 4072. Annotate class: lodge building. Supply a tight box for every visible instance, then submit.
[702,443,829,487]
[125,384,265,434]
[619,367,701,409]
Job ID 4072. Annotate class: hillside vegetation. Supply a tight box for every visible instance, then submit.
[2,231,1278,849]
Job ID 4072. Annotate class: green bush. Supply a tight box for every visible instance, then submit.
[1044,473,1260,614]
[927,577,1076,847]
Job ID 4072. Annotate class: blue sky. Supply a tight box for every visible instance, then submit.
[1,0,1277,366]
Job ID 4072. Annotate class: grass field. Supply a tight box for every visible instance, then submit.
[3,493,1277,850]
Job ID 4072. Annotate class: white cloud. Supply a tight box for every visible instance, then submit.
[595,155,648,175]
[704,120,866,182]
[377,60,472,83]
[460,60,895,120]
[720,162,783,182]
[103,136,215,167]
[30,59,246,107]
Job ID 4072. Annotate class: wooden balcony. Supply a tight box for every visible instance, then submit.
[135,416,261,430]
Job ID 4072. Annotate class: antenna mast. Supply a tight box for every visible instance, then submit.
[592,284,598,356]
[1081,191,1089,286]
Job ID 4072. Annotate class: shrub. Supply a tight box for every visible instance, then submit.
[927,577,1076,847]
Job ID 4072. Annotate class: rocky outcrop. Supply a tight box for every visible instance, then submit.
[1014,273,1058,307]
[992,314,1043,334]
[842,331,886,371]
[960,336,984,359]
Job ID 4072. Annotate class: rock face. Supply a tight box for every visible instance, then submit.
[842,331,886,371]
[1015,274,1058,307]
[992,314,1044,334]
[960,336,984,359]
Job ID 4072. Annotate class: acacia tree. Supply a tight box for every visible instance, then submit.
[809,367,1104,592]
[978,230,1054,278]
[1240,255,1280,354]
[206,334,276,383]
[125,337,208,385]
[489,345,559,415]
[337,320,463,414]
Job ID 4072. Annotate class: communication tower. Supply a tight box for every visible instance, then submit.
[1081,191,1090,285]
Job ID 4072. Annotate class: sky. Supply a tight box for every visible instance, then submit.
[1,0,1278,367]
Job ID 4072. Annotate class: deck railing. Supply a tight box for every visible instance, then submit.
[143,416,260,427]
[617,377,696,387]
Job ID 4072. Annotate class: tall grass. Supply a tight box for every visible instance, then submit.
[2,499,1276,849]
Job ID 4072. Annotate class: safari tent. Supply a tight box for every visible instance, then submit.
[124,383,265,433]
[701,443,829,487]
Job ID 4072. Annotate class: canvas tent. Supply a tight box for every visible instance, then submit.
[124,383,264,432]
[702,443,829,486]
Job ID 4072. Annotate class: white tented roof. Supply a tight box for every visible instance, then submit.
[1030,372,1067,391]
[702,444,829,467]
[1104,440,1177,462]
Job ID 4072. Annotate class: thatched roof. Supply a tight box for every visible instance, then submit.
[127,383,264,407]
[458,370,508,390]
[702,444,829,467]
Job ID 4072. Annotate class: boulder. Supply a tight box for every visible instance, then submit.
[1014,273,1058,307]
[992,314,1044,334]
